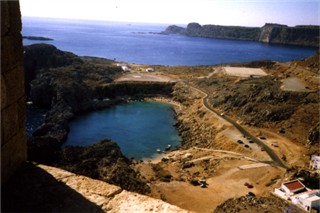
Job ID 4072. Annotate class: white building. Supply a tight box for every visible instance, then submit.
[292,190,320,212]
[121,65,130,72]
[310,156,320,171]
[146,68,154,72]
[274,179,320,212]
[116,64,130,72]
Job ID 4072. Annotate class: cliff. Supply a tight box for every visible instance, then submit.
[163,22,319,47]
[259,24,320,47]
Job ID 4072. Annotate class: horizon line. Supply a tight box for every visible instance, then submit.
[22,16,320,28]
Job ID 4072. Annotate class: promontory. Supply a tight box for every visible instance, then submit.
[162,23,319,47]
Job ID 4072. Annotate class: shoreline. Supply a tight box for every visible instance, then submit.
[144,97,184,113]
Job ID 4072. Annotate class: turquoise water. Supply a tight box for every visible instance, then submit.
[65,102,181,159]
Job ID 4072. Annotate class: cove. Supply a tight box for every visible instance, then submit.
[65,101,181,159]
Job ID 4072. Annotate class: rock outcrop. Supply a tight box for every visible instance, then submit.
[24,44,83,97]
[163,22,319,47]
[214,195,303,213]
[57,140,150,194]
[308,122,319,146]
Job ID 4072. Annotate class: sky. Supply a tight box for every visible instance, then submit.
[20,0,319,26]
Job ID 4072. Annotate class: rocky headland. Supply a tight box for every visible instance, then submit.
[23,36,53,41]
[163,23,320,47]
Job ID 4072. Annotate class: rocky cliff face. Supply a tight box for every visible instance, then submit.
[98,81,175,99]
[24,44,83,97]
[259,24,320,47]
[163,22,319,47]
[25,44,120,146]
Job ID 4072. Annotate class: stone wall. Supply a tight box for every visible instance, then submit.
[1,1,27,184]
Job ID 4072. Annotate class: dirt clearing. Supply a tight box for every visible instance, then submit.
[223,67,268,78]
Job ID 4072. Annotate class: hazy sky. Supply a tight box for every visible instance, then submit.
[20,0,319,26]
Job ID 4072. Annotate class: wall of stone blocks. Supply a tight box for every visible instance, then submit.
[1,1,27,184]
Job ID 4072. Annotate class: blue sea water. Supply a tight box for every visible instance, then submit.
[26,108,46,139]
[22,17,317,66]
[65,102,181,159]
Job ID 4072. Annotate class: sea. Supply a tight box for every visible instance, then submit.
[22,17,317,66]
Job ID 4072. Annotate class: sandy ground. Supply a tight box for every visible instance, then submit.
[136,149,286,213]
[223,67,268,78]
[246,127,309,168]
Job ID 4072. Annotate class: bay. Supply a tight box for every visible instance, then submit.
[22,17,317,66]
[65,102,181,159]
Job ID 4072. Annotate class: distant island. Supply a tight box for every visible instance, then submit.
[23,36,53,41]
[162,23,319,47]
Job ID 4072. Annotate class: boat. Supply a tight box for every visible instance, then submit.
[165,144,172,151]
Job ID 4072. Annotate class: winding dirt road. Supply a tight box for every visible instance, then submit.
[186,81,288,169]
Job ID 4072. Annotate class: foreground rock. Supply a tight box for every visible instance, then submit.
[2,163,191,213]
[214,195,303,213]
[57,140,150,194]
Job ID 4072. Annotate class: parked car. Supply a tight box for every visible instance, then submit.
[237,140,244,144]
[246,192,256,197]
[244,182,254,188]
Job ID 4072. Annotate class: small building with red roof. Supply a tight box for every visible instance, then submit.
[282,179,306,195]
[274,179,320,212]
